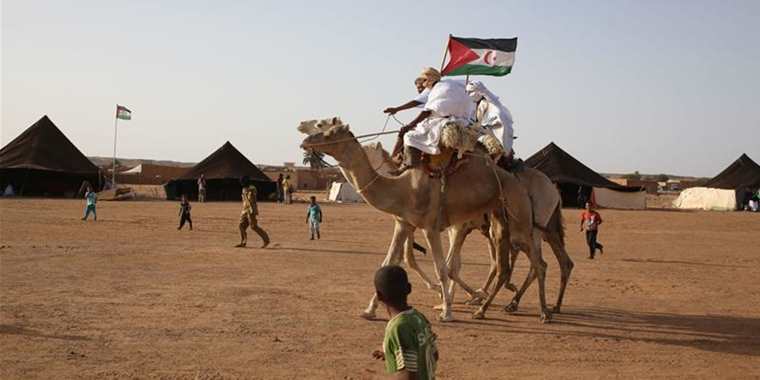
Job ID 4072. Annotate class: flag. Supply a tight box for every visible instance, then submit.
[442,36,517,77]
[116,105,132,120]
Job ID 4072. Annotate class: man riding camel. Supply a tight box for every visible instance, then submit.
[384,67,475,175]
[465,80,516,168]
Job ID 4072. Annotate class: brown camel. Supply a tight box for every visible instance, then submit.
[299,117,550,322]
[364,143,575,316]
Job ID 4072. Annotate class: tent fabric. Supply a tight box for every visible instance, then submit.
[0,115,100,197]
[525,142,632,190]
[673,187,736,211]
[164,141,275,201]
[327,182,363,203]
[118,164,190,185]
[592,187,646,210]
[704,154,760,190]
[0,115,98,174]
[525,142,640,207]
[178,141,269,181]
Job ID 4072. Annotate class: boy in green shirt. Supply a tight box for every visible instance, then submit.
[372,265,438,379]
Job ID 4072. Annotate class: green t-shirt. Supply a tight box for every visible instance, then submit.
[383,308,438,379]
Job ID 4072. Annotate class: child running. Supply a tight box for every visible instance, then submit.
[81,186,97,221]
[178,194,192,230]
[306,196,322,240]
[580,202,604,259]
[372,265,438,379]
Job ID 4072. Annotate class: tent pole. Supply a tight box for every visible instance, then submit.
[112,112,118,187]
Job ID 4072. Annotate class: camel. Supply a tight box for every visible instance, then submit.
[299,117,550,322]
[363,143,575,316]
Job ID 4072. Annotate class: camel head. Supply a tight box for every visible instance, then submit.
[299,117,355,160]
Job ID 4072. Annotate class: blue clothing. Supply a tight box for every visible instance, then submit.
[306,204,322,222]
[85,191,97,206]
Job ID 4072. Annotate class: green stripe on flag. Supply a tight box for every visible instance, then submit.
[444,64,512,77]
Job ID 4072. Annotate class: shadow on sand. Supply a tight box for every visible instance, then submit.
[445,306,760,357]
[0,324,90,341]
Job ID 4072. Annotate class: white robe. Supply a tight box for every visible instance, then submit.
[476,99,514,153]
[413,88,430,108]
[404,80,475,155]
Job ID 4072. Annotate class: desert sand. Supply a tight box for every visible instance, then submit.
[1,198,759,379]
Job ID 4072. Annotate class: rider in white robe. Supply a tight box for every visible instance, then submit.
[403,78,475,155]
[466,81,515,155]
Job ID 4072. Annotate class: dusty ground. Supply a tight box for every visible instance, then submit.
[1,199,759,379]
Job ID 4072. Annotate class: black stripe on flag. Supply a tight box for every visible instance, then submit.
[452,36,517,52]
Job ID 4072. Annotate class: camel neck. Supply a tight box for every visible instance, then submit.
[337,141,405,214]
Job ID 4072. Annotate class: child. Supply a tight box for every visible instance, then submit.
[371,265,438,379]
[81,186,97,221]
[178,195,193,230]
[580,202,604,259]
[306,196,322,240]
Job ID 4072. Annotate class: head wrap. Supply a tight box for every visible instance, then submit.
[419,67,442,89]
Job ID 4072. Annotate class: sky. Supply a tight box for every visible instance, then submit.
[2,0,759,177]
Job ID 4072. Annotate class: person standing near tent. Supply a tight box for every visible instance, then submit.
[197,174,207,202]
[282,175,293,204]
[81,186,97,221]
[178,194,193,230]
[306,196,323,240]
[276,173,285,203]
[236,182,270,248]
[580,202,604,259]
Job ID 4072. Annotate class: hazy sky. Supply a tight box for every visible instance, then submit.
[2,1,758,176]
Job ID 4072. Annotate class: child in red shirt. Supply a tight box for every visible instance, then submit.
[580,202,604,259]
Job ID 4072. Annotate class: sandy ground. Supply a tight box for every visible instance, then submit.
[1,199,759,379]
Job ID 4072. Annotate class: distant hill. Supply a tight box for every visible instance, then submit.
[88,156,195,169]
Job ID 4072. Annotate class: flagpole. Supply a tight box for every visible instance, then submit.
[439,34,451,73]
[112,110,118,188]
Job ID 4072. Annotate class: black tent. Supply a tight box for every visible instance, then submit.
[164,141,275,201]
[0,115,100,197]
[704,154,760,209]
[704,154,760,190]
[525,142,639,207]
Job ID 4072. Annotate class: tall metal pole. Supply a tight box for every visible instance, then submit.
[112,113,118,187]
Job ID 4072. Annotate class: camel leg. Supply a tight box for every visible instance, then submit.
[421,228,453,322]
[361,221,410,320]
[525,233,551,323]
[473,209,512,319]
[546,231,574,314]
[444,226,486,307]
[478,229,498,295]
[504,256,535,313]
[404,231,441,294]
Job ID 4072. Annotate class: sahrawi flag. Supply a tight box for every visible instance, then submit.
[442,36,517,77]
[116,105,132,120]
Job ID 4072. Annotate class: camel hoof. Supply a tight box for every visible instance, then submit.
[540,311,553,324]
[464,297,483,306]
[551,305,562,314]
[472,310,485,320]
[360,311,376,320]
[438,313,454,322]
[433,303,445,311]
[505,283,518,292]
[503,301,519,313]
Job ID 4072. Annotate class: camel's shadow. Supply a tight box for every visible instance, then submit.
[446,306,760,357]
